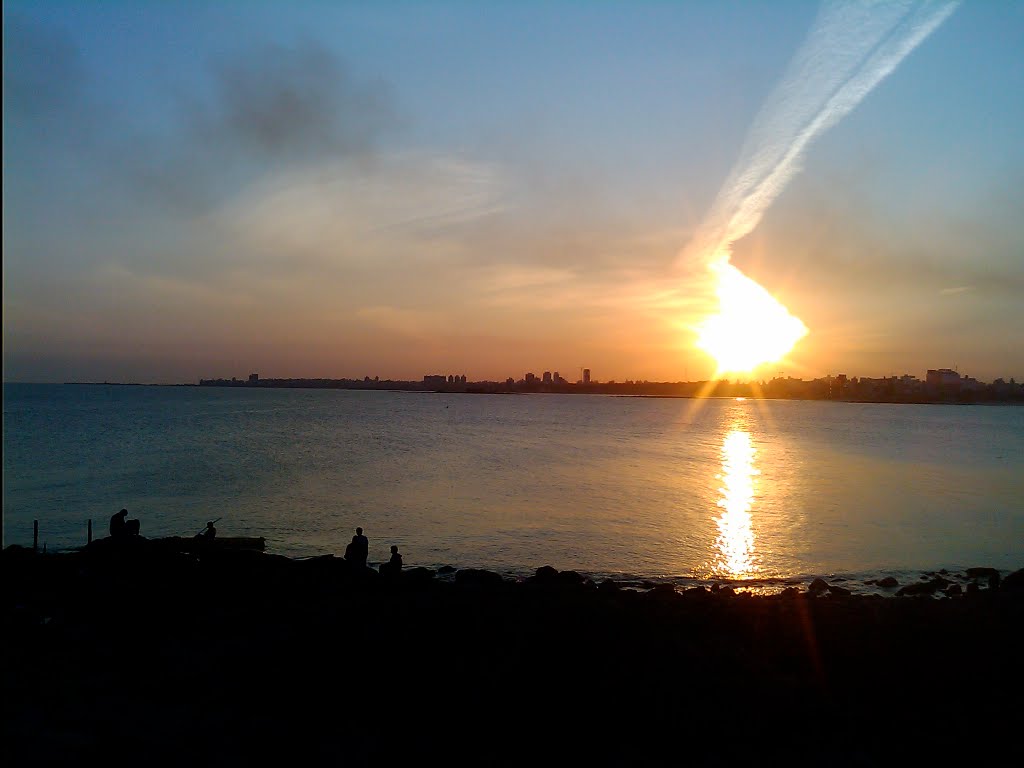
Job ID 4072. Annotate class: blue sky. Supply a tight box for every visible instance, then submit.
[4,1,1022,382]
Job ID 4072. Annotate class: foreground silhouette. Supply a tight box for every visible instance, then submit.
[345,526,369,569]
[4,544,1021,768]
[109,508,128,537]
[380,545,403,578]
[109,508,141,538]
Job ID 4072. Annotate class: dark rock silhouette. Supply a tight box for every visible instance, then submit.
[531,565,559,583]
[897,576,950,596]
[400,567,435,586]
[4,544,1022,768]
[1002,568,1024,592]
[966,566,1000,580]
[454,568,505,587]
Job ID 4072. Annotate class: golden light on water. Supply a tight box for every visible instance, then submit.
[714,428,759,577]
[697,262,808,376]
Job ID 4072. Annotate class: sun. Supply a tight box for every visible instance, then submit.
[697,262,808,376]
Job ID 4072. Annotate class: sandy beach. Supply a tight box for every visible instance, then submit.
[4,539,1022,767]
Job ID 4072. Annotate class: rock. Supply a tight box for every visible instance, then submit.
[555,570,585,586]
[437,565,456,575]
[598,579,619,593]
[401,567,436,585]
[809,578,829,595]
[966,567,1000,581]
[877,577,899,588]
[945,583,962,597]
[1001,568,1024,592]
[528,566,585,587]
[683,586,708,598]
[897,578,947,597]
[648,583,677,597]
[827,584,851,597]
[779,587,800,599]
[532,565,560,583]
[966,582,980,596]
[454,568,505,587]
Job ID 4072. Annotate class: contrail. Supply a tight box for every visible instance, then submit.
[681,0,959,268]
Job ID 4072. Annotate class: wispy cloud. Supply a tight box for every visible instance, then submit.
[680,0,960,269]
[939,285,973,296]
[215,152,507,269]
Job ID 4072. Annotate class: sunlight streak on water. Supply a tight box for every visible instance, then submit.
[714,428,759,577]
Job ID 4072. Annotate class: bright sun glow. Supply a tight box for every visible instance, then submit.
[697,262,808,376]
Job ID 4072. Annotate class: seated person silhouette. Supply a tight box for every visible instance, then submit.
[125,518,141,536]
[200,521,217,540]
[110,509,129,538]
[381,545,403,577]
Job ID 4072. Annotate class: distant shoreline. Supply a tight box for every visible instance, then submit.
[8,379,1022,405]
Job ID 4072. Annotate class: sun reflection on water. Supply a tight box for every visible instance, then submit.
[714,428,759,577]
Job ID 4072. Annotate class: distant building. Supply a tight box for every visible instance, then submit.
[543,371,552,384]
[424,374,447,387]
[460,374,467,384]
[926,368,961,388]
[583,368,591,384]
[525,372,537,384]
[248,373,259,383]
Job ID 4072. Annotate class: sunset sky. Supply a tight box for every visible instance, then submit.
[4,1,1022,384]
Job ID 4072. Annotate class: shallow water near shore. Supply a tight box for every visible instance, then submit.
[4,384,1023,591]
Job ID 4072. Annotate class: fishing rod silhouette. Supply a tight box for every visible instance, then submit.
[194,518,221,536]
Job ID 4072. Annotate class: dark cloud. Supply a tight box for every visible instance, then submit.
[4,21,398,213]
[201,41,395,160]
[129,40,397,211]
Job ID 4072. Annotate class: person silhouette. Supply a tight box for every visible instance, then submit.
[381,545,403,578]
[110,509,128,538]
[346,527,369,569]
[200,521,217,540]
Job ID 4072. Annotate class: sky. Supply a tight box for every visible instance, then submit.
[4,0,1022,384]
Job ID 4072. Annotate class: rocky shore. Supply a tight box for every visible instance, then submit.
[4,539,1022,767]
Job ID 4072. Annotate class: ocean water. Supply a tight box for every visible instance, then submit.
[4,384,1023,590]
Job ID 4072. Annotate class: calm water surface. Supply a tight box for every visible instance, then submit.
[4,384,1023,587]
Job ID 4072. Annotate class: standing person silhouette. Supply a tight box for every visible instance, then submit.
[352,527,369,568]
